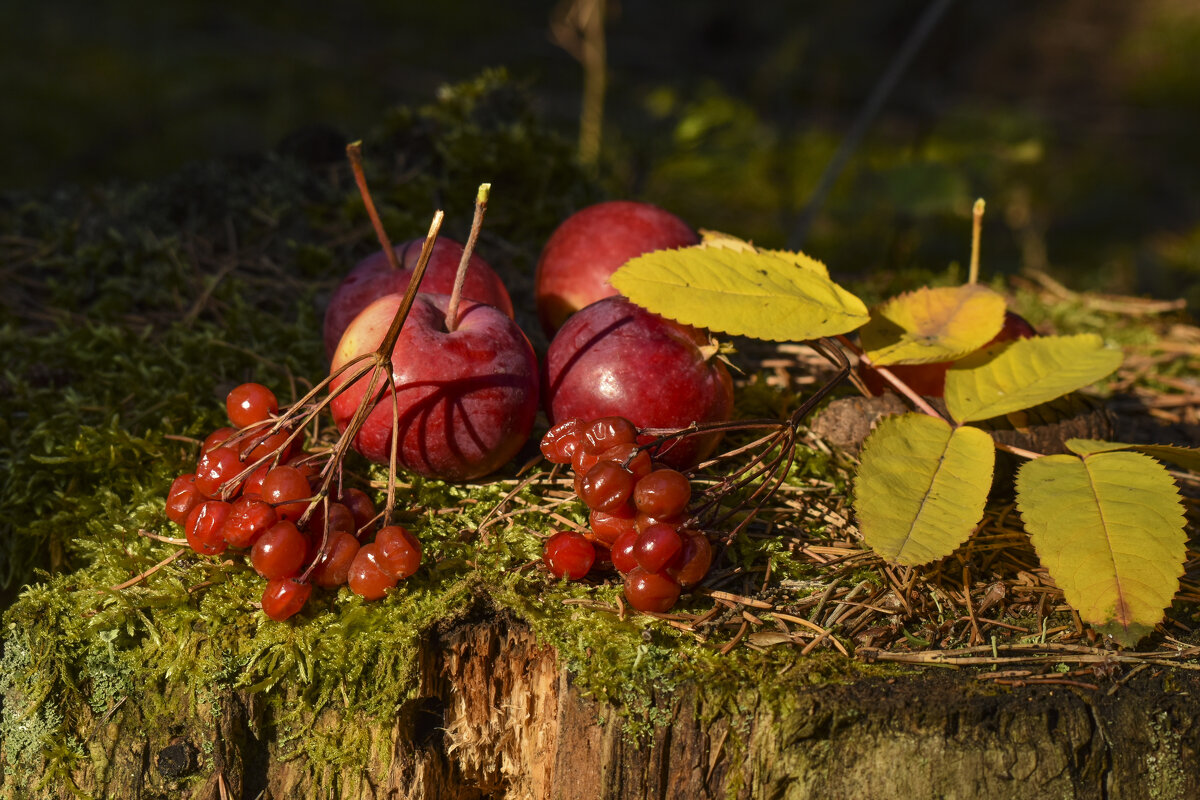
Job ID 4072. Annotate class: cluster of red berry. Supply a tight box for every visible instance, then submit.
[539,416,714,613]
[163,382,422,620]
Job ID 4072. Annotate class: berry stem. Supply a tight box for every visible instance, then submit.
[445,183,491,333]
[347,140,401,272]
[968,197,985,285]
[838,335,946,420]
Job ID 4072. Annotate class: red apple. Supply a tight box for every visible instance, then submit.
[543,296,734,469]
[323,237,514,359]
[535,200,699,336]
[329,292,539,481]
[859,310,1038,397]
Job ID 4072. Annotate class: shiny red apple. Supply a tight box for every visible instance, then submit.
[534,200,698,336]
[323,237,514,359]
[329,292,539,481]
[543,296,734,469]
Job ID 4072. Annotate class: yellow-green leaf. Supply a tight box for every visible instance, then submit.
[1067,439,1200,473]
[944,334,1123,423]
[698,229,830,277]
[859,284,1005,366]
[1015,451,1186,647]
[609,245,867,342]
[853,413,995,566]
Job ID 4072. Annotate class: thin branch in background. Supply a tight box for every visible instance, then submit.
[789,0,959,249]
[550,0,608,168]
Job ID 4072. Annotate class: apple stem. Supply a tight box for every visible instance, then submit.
[968,197,985,285]
[347,140,401,272]
[445,183,491,333]
[377,210,445,356]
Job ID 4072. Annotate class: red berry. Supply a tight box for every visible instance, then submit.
[610,529,639,574]
[306,502,356,539]
[578,461,636,513]
[226,382,279,429]
[310,531,361,589]
[589,507,637,548]
[194,445,244,499]
[251,520,308,580]
[633,468,691,519]
[582,416,637,454]
[348,543,397,600]
[165,473,203,526]
[666,528,713,588]
[185,500,231,556]
[540,418,583,464]
[623,567,681,613]
[243,463,270,497]
[543,531,596,580]
[261,465,311,522]
[376,525,422,580]
[597,442,653,479]
[338,488,377,534]
[261,578,312,621]
[221,494,278,548]
[635,510,684,535]
[634,523,683,573]
[571,446,601,478]
[201,426,237,454]
[240,427,296,463]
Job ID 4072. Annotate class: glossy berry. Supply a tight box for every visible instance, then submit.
[635,510,684,535]
[633,468,691,519]
[240,427,296,463]
[194,445,244,499]
[166,473,203,526]
[261,578,312,621]
[578,461,636,513]
[376,525,423,580]
[251,520,308,580]
[582,416,638,454]
[610,529,639,574]
[634,523,684,573]
[348,543,397,600]
[308,501,356,539]
[623,567,682,614]
[666,529,713,588]
[540,418,584,464]
[226,382,279,428]
[221,494,278,548]
[243,464,270,497]
[597,443,653,479]
[543,531,596,580]
[589,507,637,547]
[310,531,361,589]
[260,465,312,522]
[338,488,377,533]
[185,500,231,556]
[201,427,236,455]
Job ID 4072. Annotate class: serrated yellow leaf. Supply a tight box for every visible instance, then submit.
[944,334,1123,423]
[853,413,995,566]
[1015,451,1186,647]
[697,229,830,277]
[609,245,867,342]
[1067,439,1200,473]
[859,284,1005,366]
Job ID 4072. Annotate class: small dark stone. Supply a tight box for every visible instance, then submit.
[155,739,197,780]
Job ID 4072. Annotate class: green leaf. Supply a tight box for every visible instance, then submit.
[1015,451,1187,647]
[609,245,868,342]
[853,413,995,566]
[1067,439,1200,473]
[859,284,1005,366]
[944,334,1123,423]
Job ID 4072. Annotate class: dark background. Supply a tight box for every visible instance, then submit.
[4,0,1199,304]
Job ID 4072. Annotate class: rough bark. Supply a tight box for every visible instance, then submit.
[55,607,1200,800]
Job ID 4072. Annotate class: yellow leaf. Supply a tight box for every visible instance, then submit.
[944,334,1123,423]
[1067,439,1200,473]
[859,284,1005,366]
[854,413,995,566]
[609,244,867,342]
[697,229,829,276]
[1015,451,1186,647]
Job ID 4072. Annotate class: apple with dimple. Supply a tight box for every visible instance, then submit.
[329,292,539,481]
[543,295,733,469]
[859,310,1038,397]
[323,237,514,359]
[535,200,698,336]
